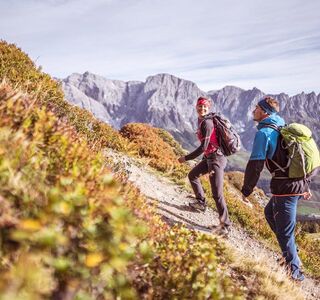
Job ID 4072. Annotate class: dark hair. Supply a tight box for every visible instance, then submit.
[264,96,280,112]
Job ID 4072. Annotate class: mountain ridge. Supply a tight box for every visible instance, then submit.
[61,72,320,151]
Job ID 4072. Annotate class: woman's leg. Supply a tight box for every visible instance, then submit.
[208,154,231,226]
[188,159,208,202]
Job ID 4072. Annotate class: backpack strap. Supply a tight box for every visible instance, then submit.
[262,124,281,132]
[261,124,291,178]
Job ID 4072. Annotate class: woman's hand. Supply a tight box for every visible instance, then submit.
[178,156,186,163]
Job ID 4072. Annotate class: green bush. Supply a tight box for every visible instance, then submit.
[0,84,146,299]
[135,226,243,299]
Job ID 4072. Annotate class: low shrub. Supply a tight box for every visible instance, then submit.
[0,84,146,299]
[120,123,189,179]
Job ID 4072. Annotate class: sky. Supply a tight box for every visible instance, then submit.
[1,0,320,95]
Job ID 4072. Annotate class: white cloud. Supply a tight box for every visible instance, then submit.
[1,0,319,95]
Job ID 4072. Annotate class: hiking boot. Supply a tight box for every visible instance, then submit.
[211,224,230,237]
[188,198,207,212]
[282,263,305,282]
[291,269,305,282]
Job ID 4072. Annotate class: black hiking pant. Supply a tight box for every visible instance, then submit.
[188,152,231,226]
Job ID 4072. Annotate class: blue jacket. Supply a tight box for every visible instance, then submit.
[249,114,285,161]
[242,114,308,196]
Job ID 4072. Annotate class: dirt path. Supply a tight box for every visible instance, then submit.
[106,149,320,300]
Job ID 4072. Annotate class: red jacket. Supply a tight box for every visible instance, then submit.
[185,117,219,160]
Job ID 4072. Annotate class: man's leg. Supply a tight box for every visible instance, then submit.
[273,195,304,280]
[265,197,288,266]
[208,154,231,227]
[264,197,277,233]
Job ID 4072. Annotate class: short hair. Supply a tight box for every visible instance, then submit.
[264,96,280,112]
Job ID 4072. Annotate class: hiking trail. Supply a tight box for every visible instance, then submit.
[106,149,320,300]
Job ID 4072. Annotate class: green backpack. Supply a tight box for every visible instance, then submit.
[269,123,320,179]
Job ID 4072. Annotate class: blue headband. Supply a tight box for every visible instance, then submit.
[258,98,277,115]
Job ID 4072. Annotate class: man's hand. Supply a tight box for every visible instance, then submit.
[304,190,312,200]
[178,156,186,163]
[241,194,253,208]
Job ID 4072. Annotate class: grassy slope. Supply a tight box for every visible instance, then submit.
[1,40,300,300]
[120,123,320,278]
[0,40,314,299]
[0,41,241,299]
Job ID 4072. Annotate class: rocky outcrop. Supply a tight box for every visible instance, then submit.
[61,72,320,151]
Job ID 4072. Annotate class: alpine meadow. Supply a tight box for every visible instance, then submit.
[0,40,320,300]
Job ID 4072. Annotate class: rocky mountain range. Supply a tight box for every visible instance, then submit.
[61,72,320,152]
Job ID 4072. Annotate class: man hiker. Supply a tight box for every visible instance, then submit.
[178,96,231,236]
[241,96,310,281]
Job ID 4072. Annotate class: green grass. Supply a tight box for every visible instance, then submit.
[226,151,250,170]
[298,201,320,215]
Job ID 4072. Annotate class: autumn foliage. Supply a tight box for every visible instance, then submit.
[0,84,149,298]
[0,40,134,154]
[120,123,189,179]
[0,40,245,299]
[0,40,319,300]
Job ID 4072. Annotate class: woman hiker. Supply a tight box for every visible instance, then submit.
[178,96,231,236]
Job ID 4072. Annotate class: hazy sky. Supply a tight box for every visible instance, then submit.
[1,0,319,95]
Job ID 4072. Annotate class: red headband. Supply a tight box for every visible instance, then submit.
[196,97,210,107]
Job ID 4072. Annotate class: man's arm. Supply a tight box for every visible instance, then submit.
[241,131,268,197]
[241,160,265,197]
